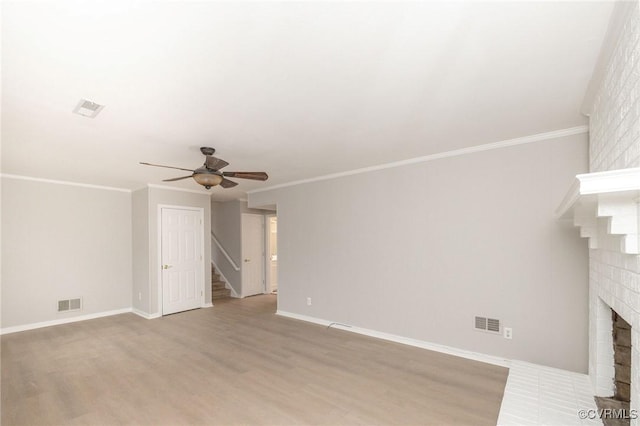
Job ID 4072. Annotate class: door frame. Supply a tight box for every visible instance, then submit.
[157,204,206,315]
[240,213,266,297]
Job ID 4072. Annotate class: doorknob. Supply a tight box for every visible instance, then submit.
[244,259,250,263]
[163,264,173,270]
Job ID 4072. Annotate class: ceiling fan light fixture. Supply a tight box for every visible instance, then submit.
[192,171,223,189]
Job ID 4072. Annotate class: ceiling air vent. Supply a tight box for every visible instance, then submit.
[475,316,500,334]
[72,99,104,118]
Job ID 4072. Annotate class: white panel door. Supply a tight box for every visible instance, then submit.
[241,213,265,297]
[162,208,203,315]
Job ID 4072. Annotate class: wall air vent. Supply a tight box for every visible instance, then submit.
[58,298,82,313]
[487,318,500,333]
[474,316,500,334]
[72,99,104,118]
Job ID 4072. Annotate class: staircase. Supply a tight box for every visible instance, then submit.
[211,265,231,301]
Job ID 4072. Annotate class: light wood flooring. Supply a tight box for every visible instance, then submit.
[2,295,508,425]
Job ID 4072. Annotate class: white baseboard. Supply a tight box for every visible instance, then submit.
[276,310,510,368]
[1,308,133,335]
[134,304,212,318]
[132,308,161,319]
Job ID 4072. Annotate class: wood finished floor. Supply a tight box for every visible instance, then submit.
[2,295,508,425]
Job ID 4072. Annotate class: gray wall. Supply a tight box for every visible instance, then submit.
[1,178,132,328]
[132,188,150,313]
[249,133,589,372]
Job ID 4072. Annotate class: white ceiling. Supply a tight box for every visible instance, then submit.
[1,1,613,200]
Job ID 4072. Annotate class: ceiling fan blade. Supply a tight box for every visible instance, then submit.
[162,175,193,182]
[205,156,229,170]
[222,172,268,181]
[219,178,238,188]
[140,162,195,172]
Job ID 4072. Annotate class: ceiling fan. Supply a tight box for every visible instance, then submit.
[140,147,268,189]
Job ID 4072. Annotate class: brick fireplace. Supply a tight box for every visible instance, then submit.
[582,2,640,425]
[555,171,640,426]
[558,173,640,425]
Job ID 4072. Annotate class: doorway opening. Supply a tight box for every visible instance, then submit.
[266,215,278,294]
[241,213,266,298]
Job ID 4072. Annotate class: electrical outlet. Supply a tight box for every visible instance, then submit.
[306,297,312,306]
[138,292,142,301]
[504,327,513,339]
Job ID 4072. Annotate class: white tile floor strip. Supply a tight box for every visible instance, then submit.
[497,361,603,426]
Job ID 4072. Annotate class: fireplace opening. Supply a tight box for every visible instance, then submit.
[612,310,632,402]
[595,309,632,426]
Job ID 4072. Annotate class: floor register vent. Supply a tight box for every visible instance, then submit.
[58,298,82,313]
[475,316,500,333]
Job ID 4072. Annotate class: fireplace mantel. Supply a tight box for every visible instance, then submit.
[555,167,640,254]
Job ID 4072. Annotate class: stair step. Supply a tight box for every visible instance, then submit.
[212,288,231,300]
[212,281,226,290]
[211,264,231,300]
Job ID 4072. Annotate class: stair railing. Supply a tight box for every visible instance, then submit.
[211,231,240,271]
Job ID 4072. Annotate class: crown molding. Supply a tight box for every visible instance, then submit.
[0,173,131,193]
[147,183,212,195]
[249,125,589,195]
